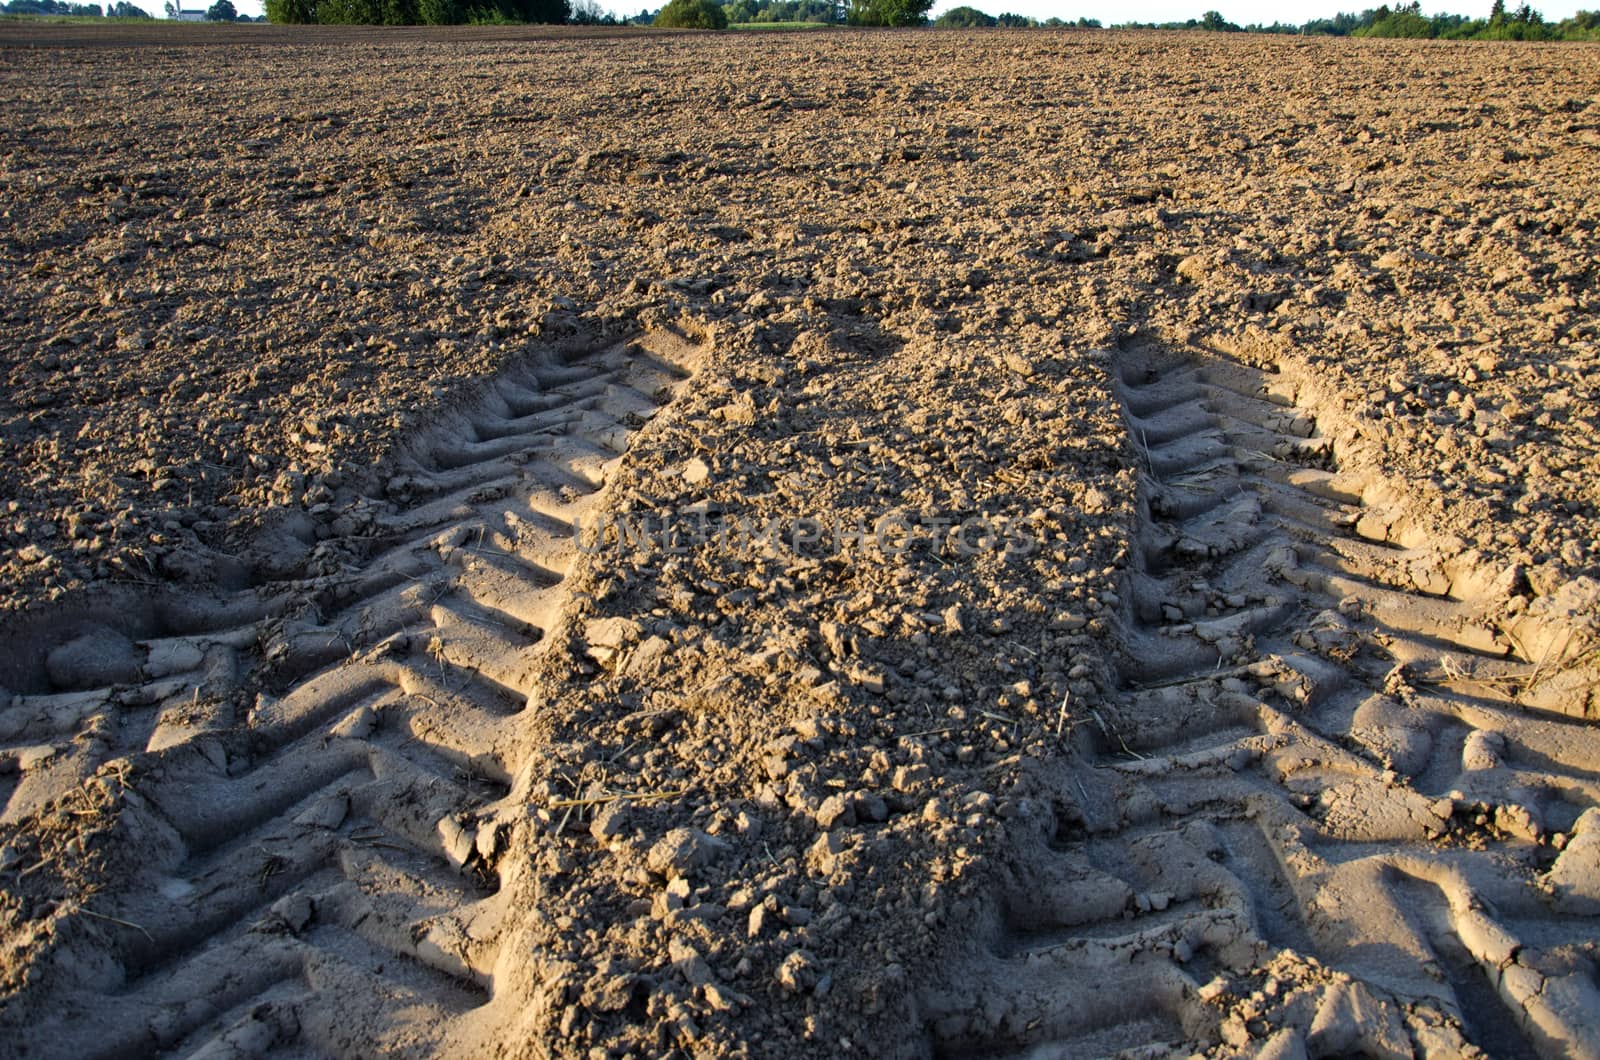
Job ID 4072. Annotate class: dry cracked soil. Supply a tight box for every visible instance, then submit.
[1,22,1599,1060]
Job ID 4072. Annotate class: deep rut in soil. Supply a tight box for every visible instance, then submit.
[926,344,1600,1059]
[0,330,703,1058]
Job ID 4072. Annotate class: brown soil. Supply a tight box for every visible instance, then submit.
[1,24,1597,1060]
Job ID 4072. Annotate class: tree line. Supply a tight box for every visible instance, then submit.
[0,0,267,16]
[934,6,1099,25]
[633,0,1599,32]
[629,0,936,30]
[1,0,151,16]
[1346,0,1597,38]
[260,0,930,25]
[174,0,1583,37]
[1,0,1595,30]
[1110,0,1598,36]
[264,0,563,23]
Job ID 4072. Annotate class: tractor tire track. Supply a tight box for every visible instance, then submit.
[0,329,704,1058]
[927,343,1600,1059]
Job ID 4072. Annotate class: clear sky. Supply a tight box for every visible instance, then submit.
[137,0,1588,33]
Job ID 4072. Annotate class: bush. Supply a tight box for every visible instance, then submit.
[934,4,993,25]
[653,0,725,26]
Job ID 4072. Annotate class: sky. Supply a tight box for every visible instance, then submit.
[135,0,1589,36]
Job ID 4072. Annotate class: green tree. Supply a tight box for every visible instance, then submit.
[315,0,380,19]
[846,0,928,24]
[499,0,568,21]
[653,0,725,24]
[1356,8,1434,34]
[205,0,235,14]
[417,0,461,20]
[264,0,315,19]
[934,3,993,24]
[1555,8,1600,35]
